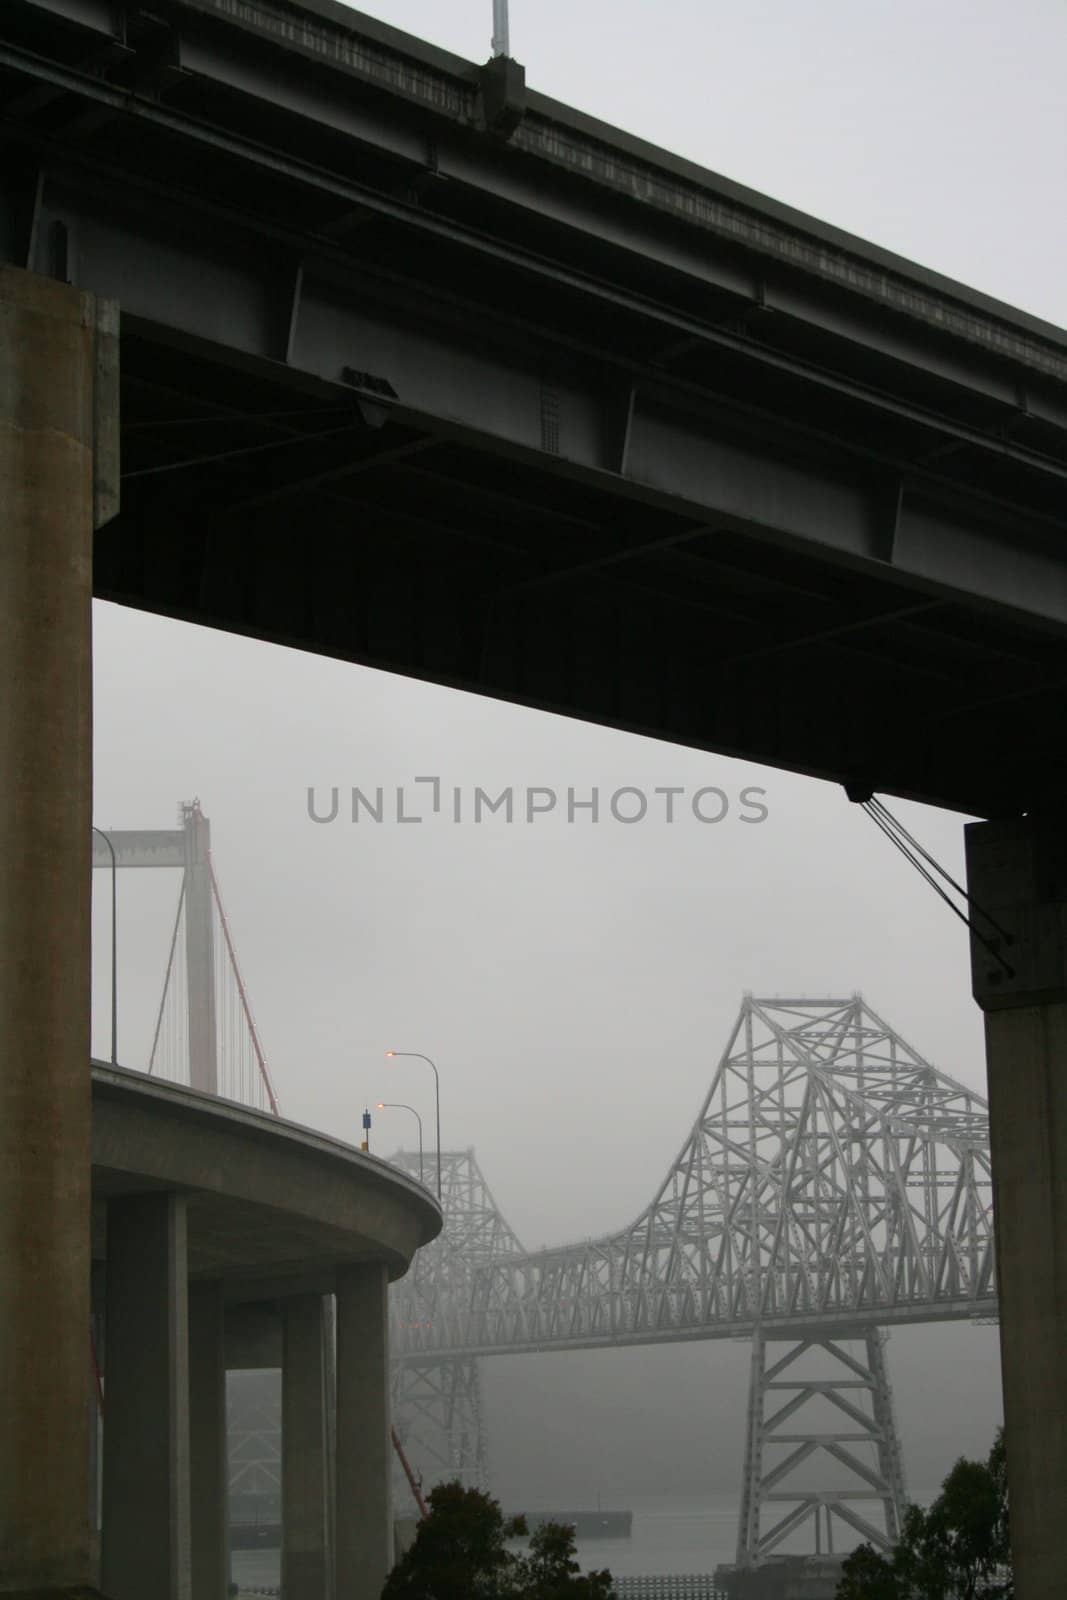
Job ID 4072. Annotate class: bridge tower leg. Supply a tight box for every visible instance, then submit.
[0,265,116,1597]
[736,1331,766,1565]
[182,801,218,1095]
[734,1327,906,1567]
[391,1357,489,1499]
[965,816,1067,1600]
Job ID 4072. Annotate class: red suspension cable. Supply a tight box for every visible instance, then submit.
[208,856,280,1116]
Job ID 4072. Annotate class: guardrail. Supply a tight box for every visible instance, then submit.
[614,1578,726,1599]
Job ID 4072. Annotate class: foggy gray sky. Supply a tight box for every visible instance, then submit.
[89,0,1058,1519]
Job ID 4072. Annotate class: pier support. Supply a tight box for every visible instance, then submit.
[101,1195,191,1600]
[190,1282,229,1600]
[735,1327,906,1565]
[335,1264,392,1598]
[391,1356,489,1496]
[965,815,1067,1600]
[0,265,116,1597]
[283,1296,329,1600]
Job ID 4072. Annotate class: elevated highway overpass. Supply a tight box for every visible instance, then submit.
[89,1061,440,1598]
[3,0,1067,812]
[2,2,1065,1594]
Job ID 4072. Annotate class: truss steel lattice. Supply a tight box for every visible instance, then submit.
[391,997,995,1562]
[389,1148,523,1493]
[391,1357,489,1497]
[395,996,996,1359]
[736,1327,907,1565]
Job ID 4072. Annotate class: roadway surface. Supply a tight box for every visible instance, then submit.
[91,1062,442,1293]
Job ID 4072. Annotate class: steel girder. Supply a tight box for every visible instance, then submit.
[2,1,1067,637]
[8,151,1064,632]
[394,997,996,1360]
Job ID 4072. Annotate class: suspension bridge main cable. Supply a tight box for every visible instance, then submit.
[208,856,280,1116]
[147,875,186,1076]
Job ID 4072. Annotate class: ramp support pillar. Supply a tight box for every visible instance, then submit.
[335,1264,392,1597]
[965,814,1067,1600]
[101,1194,192,1600]
[282,1295,330,1600]
[190,1282,230,1600]
[0,264,116,1597]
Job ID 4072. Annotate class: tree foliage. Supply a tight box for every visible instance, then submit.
[382,1481,614,1600]
[836,1429,1011,1599]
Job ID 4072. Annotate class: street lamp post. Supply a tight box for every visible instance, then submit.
[92,826,118,1066]
[386,1051,441,1201]
[492,0,510,57]
[377,1101,425,1187]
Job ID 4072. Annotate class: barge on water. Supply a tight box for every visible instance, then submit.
[515,1510,633,1539]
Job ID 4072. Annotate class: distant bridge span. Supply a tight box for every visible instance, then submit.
[390,995,996,1564]
[393,996,995,1357]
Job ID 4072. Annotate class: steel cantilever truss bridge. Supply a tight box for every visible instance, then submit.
[391,995,996,1567]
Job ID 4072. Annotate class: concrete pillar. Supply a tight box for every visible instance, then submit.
[335,1264,393,1599]
[89,1294,105,1580]
[965,815,1067,1600]
[0,264,116,1596]
[283,1296,329,1600]
[190,1283,229,1600]
[101,1194,191,1600]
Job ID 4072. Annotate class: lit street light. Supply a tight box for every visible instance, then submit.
[377,1101,425,1187]
[386,1051,441,1200]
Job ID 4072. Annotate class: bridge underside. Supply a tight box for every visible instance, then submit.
[4,0,1066,815]
[99,315,1067,821]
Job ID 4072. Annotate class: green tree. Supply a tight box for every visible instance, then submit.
[382,1482,527,1600]
[834,1537,904,1600]
[381,1482,615,1599]
[522,1520,614,1599]
[836,1429,1012,1600]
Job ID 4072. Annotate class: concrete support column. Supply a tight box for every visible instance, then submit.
[335,1264,392,1599]
[0,264,116,1596]
[101,1194,191,1600]
[283,1296,329,1600]
[965,816,1067,1600]
[190,1283,229,1600]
